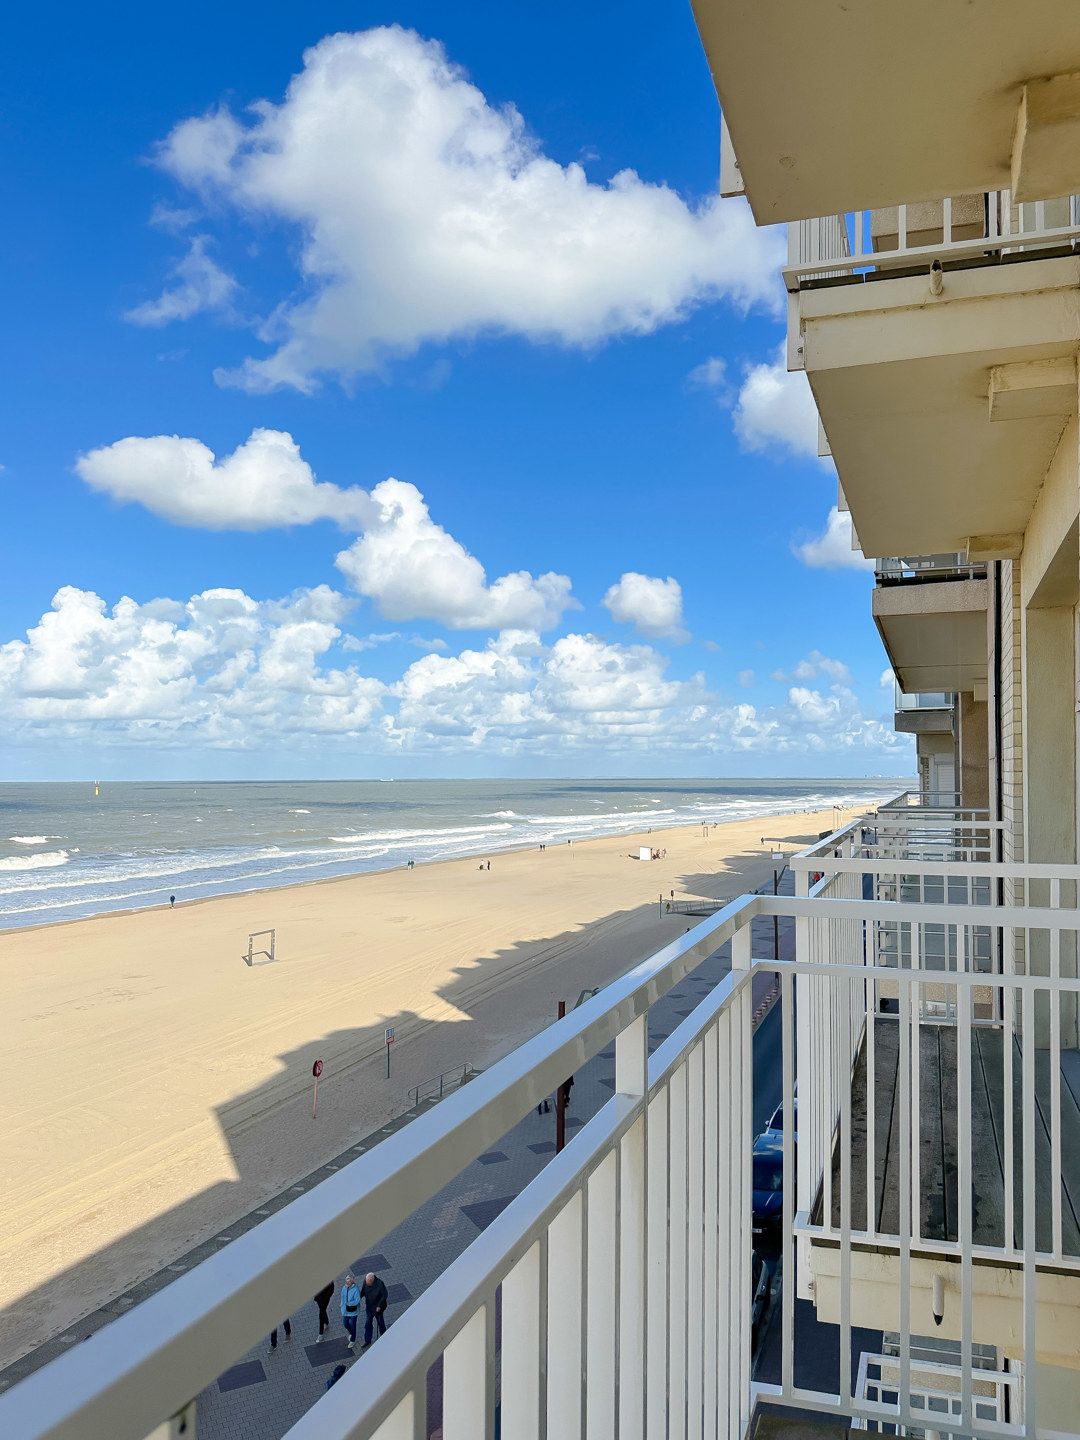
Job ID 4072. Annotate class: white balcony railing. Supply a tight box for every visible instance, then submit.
[785,192,1080,291]
[876,554,987,585]
[2,812,1079,1440]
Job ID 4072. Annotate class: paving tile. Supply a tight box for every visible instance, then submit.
[386,1283,413,1305]
[597,1077,615,1091]
[477,1151,508,1165]
[565,1117,583,1129]
[217,1360,266,1393]
[351,1253,391,1273]
[303,1338,353,1368]
[460,1197,514,1231]
[528,1141,556,1155]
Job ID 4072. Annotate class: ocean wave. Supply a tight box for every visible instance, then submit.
[8,835,61,845]
[329,823,513,844]
[289,808,312,814]
[0,850,70,872]
[478,810,518,818]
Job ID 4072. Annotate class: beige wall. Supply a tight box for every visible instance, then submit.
[958,693,989,809]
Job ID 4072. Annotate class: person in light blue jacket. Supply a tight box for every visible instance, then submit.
[340,1272,361,1349]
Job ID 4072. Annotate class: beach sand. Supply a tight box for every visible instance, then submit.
[0,804,858,1366]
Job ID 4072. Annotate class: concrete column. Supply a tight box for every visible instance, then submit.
[1022,603,1079,1046]
[957,694,990,809]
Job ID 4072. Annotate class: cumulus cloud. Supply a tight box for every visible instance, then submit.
[795,507,873,571]
[602,572,687,641]
[0,585,384,744]
[772,651,852,685]
[148,26,783,391]
[731,346,820,460]
[335,479,573,631]
[737,669,755,687]
[0,590,909,763]
[125,236,237,326]
[76,429,373,531]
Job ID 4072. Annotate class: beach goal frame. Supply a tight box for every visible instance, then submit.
[242,929,276,967]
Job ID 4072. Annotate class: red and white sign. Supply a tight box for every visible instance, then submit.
[384,1026,395,1046]
[312,1059,324,1078]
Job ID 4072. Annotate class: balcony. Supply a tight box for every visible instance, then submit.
[872,555,989,696]
[786,197,1080,560]
[894,686,955,739]
[2,807,1079,1440]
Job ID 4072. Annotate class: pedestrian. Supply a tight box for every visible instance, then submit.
[268,1317,292,1353]
[361,1271,389,1348]
[326,1363,347,1391]
[537,1095,551,1114]
[560,1074,574,1111]
[169,894,175,908]
[314,1280,335,1338]
[340,1272,361,1349]
[486,859,491,871]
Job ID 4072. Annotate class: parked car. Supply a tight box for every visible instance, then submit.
[750,1249,769,1335]
[765,1095,798,1146]
[751,1132,784,1234]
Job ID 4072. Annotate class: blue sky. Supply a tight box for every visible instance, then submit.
[0,1,912,780]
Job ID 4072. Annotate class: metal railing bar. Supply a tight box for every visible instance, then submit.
[286,1094,641,1440]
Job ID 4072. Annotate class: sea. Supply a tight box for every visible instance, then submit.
[0,778,909,930]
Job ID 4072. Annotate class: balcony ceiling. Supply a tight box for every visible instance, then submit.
[799,257,1080,557]
[873,577,988,694]
[691,0,1080,222]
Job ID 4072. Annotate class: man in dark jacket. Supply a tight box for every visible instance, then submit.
[360,1271,388,1347]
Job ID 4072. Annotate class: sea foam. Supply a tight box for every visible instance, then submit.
[0,850,70,871]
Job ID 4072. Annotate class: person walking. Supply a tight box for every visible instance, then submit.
[325,1362,347,1391]
[314,1280,334,1338]
[169,895,175,908]
[340,1273,361,1349]
[560,1074,574,1111]
[360,1271,389,1348]
[268,1317,292,1353]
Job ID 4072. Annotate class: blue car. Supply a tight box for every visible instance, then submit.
[751,1133,784,1234]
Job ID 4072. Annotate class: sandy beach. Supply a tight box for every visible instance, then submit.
[0,804,858,1367]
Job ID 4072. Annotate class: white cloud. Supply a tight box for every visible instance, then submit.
[688,356,731,402]
[795,507,873,571]
[76,428,373,531]
[149,26,783,391]
[737,669,755,687]
[125,236,237,326]
[0,590,909,763]
[732,346,820,460]
[0,584,384,744]
[341,631,448,654]
[335,479,573,631]
[602,572,687,641]
[772,651,852,685]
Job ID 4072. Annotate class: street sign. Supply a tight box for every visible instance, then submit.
[312,1059,324,1078]
[384,1027,395,1045]
[311,1058,324,1118]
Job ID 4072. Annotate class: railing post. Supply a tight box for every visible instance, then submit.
[794,867,814,1297]
[616,1017,647,1440]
